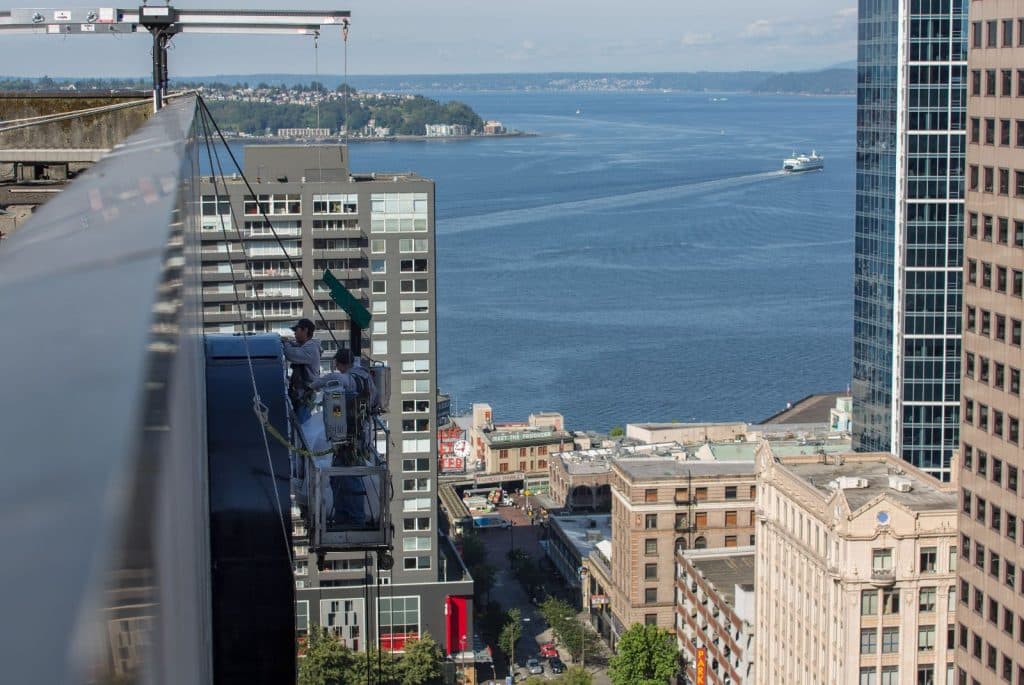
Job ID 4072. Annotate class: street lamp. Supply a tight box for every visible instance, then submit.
[509,519,515,553]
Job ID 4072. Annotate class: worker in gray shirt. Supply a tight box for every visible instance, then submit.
[283,318,321,422]
[311,348,356,394]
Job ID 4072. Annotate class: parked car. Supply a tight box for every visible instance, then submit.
[526,658,544,675]
[539,643,558,658]
[549,657,566,674]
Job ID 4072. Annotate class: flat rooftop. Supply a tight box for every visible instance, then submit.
[630,421,744,430]
[759,392,847,424]
[784,457,956,513]
[766,437,851,458]
[549,513,612,558]
[685,551,756,608]
[554,442,686,475]
[614,457,754,480]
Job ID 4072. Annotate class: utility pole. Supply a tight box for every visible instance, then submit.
[0,6,350,111]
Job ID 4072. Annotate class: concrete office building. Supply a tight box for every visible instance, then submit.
[956,3,1024,684]
[852,0,968,481]
[755,444,958,685]
[199,145,473,656]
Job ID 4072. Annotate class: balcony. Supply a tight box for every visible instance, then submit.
[870,568,896,586]
[312,248,361,259]
[247,247,301,258]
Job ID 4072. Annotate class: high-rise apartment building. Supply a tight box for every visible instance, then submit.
[956,3,1024,683]
[199,145,472,654]
[853,0,968,480]
[755,444,958,684]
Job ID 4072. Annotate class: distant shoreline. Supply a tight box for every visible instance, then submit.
[223,131,539,144]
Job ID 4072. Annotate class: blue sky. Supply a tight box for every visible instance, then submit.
[0,1,857,77]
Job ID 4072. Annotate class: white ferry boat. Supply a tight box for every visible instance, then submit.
[782,150,824,173]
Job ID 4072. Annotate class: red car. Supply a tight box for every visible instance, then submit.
[539,643,558,658]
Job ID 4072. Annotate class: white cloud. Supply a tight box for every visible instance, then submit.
[742,19,774,38]
[836,6,857,19]
[680,32,715,47]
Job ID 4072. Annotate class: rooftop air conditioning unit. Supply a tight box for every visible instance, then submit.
[888,475,913,492]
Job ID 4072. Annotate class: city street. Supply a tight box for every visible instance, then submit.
[472,496,610,684]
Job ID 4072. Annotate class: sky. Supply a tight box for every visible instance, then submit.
[0,1,857,78]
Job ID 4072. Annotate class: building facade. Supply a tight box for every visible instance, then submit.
[674,549,755,685]
[852,0,968,481]
[199,145,472,654]
[584,458,756,644]
[956,3,1024,683]
[468,403,571,475]
[755,444,958,685]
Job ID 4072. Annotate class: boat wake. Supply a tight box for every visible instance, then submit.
[440,170,783,235]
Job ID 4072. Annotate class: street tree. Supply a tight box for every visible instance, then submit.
[461,532,487,568]
[344,647,400,685]
[538,598,599,663]
[298,626,352,685]
[560,667,593,685]
[471,562,496,603]
[607,624,678,685]
[498,608,523,670]
[398,633,444,685]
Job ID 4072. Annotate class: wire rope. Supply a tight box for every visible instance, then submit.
[197,96,341,353]
[198,105,294,568]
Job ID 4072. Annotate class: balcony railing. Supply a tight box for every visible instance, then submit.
[870,568,896,585]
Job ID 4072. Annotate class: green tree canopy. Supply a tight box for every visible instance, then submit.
[498,607,523,669]
[607,624,678,685]
[460,532,487,567]
[398,633,444,685]
[538,598,600,664]
[471,562,496,603]
[609,426,625,437]
[560,667,594,685]
[298,626,354,685]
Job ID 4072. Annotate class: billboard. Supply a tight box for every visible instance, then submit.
[438,425,468,473]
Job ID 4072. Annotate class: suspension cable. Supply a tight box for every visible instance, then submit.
[198,105,294,567]
[197,96,342,352]
[342,18,350,144]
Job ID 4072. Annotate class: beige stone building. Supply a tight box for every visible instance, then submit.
[958,3,1024,684]
[583,457,757,645]
[626,421,749,445]
[755,444,958,685]
[547,442,686,511]
[467,403,571,475]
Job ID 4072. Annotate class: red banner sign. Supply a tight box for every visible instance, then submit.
[440,456,464,471]
[695,647,707,685]
[438,427,464,441]
[438,425,468,472]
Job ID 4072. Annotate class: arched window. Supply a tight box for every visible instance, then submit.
[694,536,708,549]
[675,537,688,552]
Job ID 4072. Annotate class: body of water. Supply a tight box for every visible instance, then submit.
[238,91,856,429]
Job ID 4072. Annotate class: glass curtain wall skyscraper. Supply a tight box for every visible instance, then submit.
[853,0,967,480]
